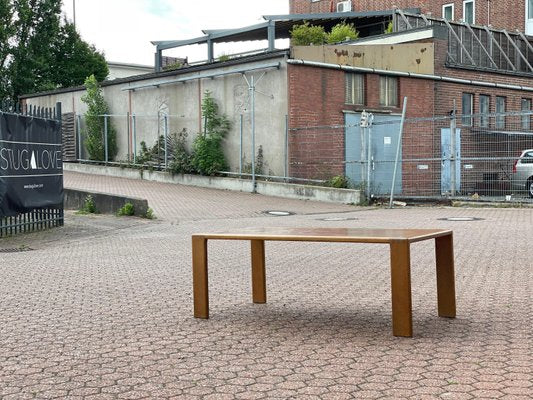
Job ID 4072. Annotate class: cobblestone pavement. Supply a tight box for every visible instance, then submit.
[0,172,531,399]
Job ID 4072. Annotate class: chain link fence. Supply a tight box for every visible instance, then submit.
[70,110,533,203]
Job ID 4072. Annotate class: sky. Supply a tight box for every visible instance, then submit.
[61,0,289,66]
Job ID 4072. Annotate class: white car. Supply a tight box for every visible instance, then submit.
[512,149,533,198]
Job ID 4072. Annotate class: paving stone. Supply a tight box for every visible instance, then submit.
[0,171,531,399]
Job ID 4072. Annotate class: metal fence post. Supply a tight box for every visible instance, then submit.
[77,114,82,160]
[239,114,243,175]
[450,105,457,196]
[132,114,137,164]
[389,97,408,209]
[164,114,168,168]
[104,115,108,163]
[285,114,289,180]
[250,75,256,193]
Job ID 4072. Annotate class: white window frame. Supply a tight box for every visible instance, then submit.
[345,73,365,105]
[442,3,455,21]
[496,96,506,129]
[379,76,398,107]
[479,94,490,128]
[462,92,473,127]
[463,0,475,24]
[521,98,531,130]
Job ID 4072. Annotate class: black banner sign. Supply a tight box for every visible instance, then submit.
[0,113,63,217]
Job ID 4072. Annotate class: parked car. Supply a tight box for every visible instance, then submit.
[512,149,533,197]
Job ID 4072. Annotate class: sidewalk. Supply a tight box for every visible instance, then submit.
[0,172,531,399]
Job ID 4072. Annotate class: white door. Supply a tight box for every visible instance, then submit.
[527,0,533,35]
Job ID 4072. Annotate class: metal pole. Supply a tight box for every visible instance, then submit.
[104,115,108,163]
[73,0,76,28]
[366,125,372,201]
[77,114,82,160]
[450,99,457,196]
[389,97,408,209]
[239,114,243,174]
[285,114,289,180]
[164,114,168,168]
[132,114,137,164]
[251,75,256,193]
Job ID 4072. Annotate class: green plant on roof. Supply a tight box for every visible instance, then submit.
[290,22,327,45]
[327,22,359,44]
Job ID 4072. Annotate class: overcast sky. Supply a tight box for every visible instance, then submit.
[61,0,289,66]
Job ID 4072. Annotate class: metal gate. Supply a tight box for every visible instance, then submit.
[345,113,402,195]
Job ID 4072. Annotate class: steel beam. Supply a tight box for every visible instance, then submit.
[484,27,516,71]
[396,8,413,29]
[465,23,498,69]
[503,29,533,72]
[443,19,476,66]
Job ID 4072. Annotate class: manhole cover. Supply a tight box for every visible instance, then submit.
[438,217,484,221]
[264,210,294,216]
[318,217,358,221]
[0,247,34,253]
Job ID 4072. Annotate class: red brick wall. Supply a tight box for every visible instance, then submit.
[289,1,526,32]
[288,65,346,179]
[287,63,436,184]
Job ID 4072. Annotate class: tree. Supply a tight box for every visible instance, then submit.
[81,75,117,161]
[0,0,108,102]
[51,21,108,88]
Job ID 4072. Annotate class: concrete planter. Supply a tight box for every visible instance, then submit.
[64,163,361,205]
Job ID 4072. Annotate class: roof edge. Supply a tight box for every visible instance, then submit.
[20,50,289,99]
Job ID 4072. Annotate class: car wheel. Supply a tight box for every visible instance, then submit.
[528,178,533,198]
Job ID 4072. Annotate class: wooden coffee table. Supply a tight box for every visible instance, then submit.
[192,227,455,337]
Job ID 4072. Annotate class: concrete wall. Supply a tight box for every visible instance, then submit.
[64,163,362,205]
[25,56,289,176]
[292,43,434,74]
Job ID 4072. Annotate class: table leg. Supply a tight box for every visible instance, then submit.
[390,240,413,337]
[192,236,209,318]
[251,239,266,304]
[435,234,456,318]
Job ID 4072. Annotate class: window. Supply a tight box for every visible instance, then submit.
[443,3,454,20]
[462,93,473,126]
[529,0,533,19]
[496,96,506,129]
[521,98,531,130]
[521,150,533,164]
[479,95,490,128]
[463,0,475,24]
[379,76,398,107]
[345,73,364,105]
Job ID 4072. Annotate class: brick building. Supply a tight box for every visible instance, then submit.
[290,0,533,34]
[22,7,533,198]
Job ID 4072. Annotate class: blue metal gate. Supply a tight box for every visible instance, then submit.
[345,113,402,195]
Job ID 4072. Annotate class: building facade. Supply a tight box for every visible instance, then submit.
[290,0,532,34]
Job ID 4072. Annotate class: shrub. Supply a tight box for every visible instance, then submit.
[327,22,359,44]
[168,129,193,174]
[290,22,327,45]
[78,195,96,214]
[81,75,117,161]
[384,21,393,34]
[117,202,135,216]
[191,91,230,175]
[144,208,155,219]
[327,175,350,189]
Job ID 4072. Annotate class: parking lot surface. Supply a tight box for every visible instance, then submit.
[0,171,531,399]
